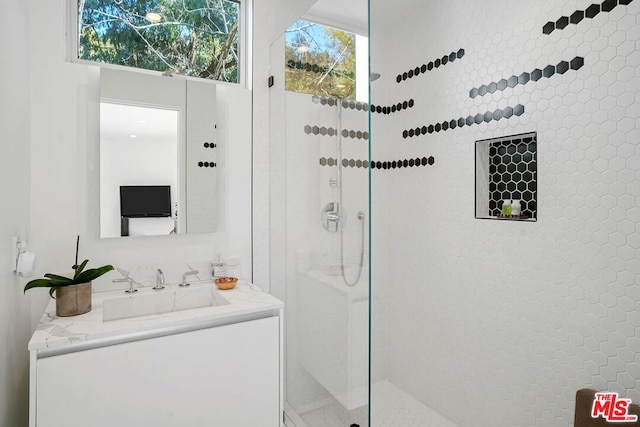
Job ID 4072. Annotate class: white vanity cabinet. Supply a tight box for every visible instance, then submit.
[29,283,284,427]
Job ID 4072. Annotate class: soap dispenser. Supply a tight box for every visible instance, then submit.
[212,254,226,277]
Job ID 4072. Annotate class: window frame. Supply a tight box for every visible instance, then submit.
[66,0,252,88]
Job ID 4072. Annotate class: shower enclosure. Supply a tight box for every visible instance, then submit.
[271,0,639,425]
[268,4,371,425]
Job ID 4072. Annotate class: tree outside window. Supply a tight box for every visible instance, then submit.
[285,20,357,100]
[78,0,240,83]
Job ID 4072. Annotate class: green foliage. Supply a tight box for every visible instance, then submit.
[78,0,239,82]
[285,21,357,100]
[24,260,114,294]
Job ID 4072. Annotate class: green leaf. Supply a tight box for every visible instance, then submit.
[74,259,89,279]
[75,265,114,283]
[49,287,58,299]
[24,279,54,293]
[44,274,74,286]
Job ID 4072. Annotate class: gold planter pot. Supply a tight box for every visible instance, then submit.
[56,282,92,317]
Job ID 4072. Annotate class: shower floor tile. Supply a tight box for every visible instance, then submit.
[291,380,458,427]
[371,380,459,427]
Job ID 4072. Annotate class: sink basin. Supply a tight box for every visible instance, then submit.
[103,285,231,321]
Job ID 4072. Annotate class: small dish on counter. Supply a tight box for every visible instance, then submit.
[214,276,238,290]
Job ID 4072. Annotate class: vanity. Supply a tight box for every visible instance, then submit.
[28,281,284,427]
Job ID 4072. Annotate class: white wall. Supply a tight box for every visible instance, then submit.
[0,0,32,425]
[370,0,640,426]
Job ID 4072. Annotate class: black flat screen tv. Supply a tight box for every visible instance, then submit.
[120,185,171,218]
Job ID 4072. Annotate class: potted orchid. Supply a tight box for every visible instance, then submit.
[23,236,113,317]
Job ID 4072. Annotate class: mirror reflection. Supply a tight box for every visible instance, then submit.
[99,68,220,238]
[100,103,179,237]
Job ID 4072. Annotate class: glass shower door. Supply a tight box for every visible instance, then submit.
[268,11,371,427]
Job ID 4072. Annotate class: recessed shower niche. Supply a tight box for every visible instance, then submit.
[475,132,537,221]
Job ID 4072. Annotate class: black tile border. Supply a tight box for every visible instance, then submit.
[370,99,415,115]
[469,57,585,98]
[312,96,370,110]
[402,105,525,139]
[311,96,415,115]
[542,0,634,35]
[197,161,217,168]
[319,156,435,169]
[286,60,354,79]
[396,49,465,83]
[304,125,369,140]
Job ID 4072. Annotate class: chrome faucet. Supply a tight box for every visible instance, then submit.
[113,277,137,294]
[153,269,165,290]
[179,270,200,287]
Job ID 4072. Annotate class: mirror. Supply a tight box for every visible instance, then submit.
[99,69,221,237]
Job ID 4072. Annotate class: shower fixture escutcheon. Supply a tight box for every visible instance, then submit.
[321,202,343,232]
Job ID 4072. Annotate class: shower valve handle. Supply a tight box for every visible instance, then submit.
[321,202,342,232]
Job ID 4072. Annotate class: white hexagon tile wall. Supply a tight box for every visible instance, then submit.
[369,0,639,426]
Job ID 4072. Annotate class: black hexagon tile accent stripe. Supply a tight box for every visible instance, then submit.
[370,99,415,115]
[286,60,353,79]
[396,49,465,83]
[304,125,369,140]
[311,95,369,111]
[469,57,584,98]
[311,96,415,115]
[402,105,525,139]
[542,0,634,35]
[319,156,435,169]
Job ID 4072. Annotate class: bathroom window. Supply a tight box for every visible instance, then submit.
[72,0,245,84]
[285,19,368,101]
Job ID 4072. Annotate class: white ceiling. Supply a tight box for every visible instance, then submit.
[305,0,425,35]
[100,103,178,145]
[305,0,368,35]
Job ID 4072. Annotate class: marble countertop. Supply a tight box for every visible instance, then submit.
[29,280,283,354]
